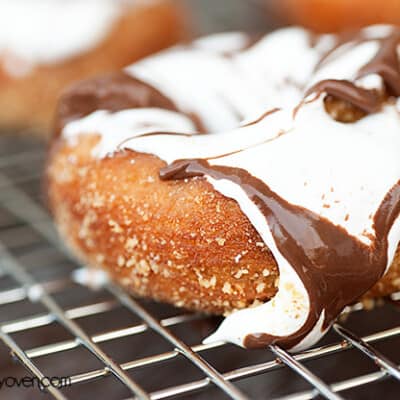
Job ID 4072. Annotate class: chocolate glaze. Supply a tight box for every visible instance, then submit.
[160,159,400,348]
[241,108,281,127]
[55,27,400,349]
[53,34,275,135]
[315,28,400,95]
[55,28,400,135]
[305,79,381,114]
[313,29,370,72]
[55,72,178,135]
[116,131,195,153]
[308,28,400,115]
[357,32,400,96]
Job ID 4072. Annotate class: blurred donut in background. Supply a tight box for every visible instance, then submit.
[0,0,188,136]
[272,0,400,32]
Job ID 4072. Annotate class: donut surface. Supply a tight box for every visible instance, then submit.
[47,27,400,350]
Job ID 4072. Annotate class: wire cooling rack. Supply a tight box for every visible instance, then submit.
[0,136,400,400]
[0,5,398,399]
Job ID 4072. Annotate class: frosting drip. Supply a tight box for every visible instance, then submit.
[160,160,400,348]
[59,27,400,351]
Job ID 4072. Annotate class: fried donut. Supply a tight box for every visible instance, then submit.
[47,28,400,350]
[0,0,188,135]
[272,0,400,33]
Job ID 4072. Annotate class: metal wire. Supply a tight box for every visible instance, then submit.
[333,324,400,381]
[0,144,400,400]
[0,241,150,400]
[269,345,344,400]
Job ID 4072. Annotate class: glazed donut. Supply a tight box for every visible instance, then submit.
[272,0,400,33]
[0,0,187,135]
[47,27,400,351]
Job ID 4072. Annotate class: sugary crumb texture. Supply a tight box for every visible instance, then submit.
[46,135,400,314]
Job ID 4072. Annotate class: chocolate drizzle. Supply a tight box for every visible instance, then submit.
[160,160,400,348]
[307,28,400,116]
[313,30,370,72]
[305,79,381,114]
[55,72,178,135]
[241,108,281,127]
[357,31,400,96]
[55,26,400,349]
[54,72,207,135]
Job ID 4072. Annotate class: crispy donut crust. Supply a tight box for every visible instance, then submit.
[0,1,188,136]
[46,134,400,314]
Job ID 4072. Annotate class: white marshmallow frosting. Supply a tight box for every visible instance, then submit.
[0,0,147,77]
[62,28,400,351]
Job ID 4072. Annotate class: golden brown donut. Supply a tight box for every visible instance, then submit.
[46,133,400,315]
[272,0,400,33]
[0,0,188,136]
[46,135,279,314]
[46,26,400,350]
